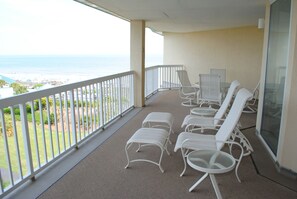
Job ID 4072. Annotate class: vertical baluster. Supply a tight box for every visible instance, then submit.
[19,103,34,178]
[64,93,71,147]
[76,89,81,141]
[38,99,48,164]
[118,77,122,115]
[85,86,89,134]
[30,101,40,169]
[156,67,159,91]
[157,68,160,90]
[112,79,115,118]
[104,81,110,123]
[92,84,97,129]
[110,80,114,118]
[52,96,60,155]
[103,81,108,123]
[169,66,172,88]
[116,78,119,116]
[10,106,23,180]
[107,80,111,120]
[88,85,93,132]
[131,74,134,106]
[69,90,77,147]
[115,78,119,116]
[58,93,66,152]
[99,83,104,127]
[108,80,113,121]
[110,80,113,119]
[46,97,54,159]
[95,84,100,128]
[0,170,3,193]
[80,87,85,138]
[123,76,127,111]
[0,109,14,186]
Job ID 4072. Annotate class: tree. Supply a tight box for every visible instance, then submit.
[0,79,7,88]
[10,82,28,95]
[32,83,44,89]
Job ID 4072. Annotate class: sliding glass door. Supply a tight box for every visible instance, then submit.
[260,0,291,155]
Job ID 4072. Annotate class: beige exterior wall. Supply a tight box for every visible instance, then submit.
[163,26,264,90]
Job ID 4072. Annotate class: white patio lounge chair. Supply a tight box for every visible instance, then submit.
[243,81,259,113]
[177,70,199,107]
[182,80,240,132]
[197,74,222,107]
[210,68,226,83]
[174,88,253,181]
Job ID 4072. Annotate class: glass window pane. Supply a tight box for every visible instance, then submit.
[260,0,291,155]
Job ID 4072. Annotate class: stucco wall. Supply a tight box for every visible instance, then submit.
[163,26,264,90]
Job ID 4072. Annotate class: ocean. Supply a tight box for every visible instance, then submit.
[0,55,162,83]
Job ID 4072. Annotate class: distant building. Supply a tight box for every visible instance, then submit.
[0,86,13,99]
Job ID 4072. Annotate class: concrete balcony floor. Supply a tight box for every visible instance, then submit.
[9,90,297,199]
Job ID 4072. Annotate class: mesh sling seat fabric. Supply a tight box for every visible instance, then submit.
[182,80,240,132]
[125,128,170,173]
[177,70,199,107]
[210,68,226,83]
[142,112,174,143]
[197,74,222,107]
[243,81,260,113]
[174,88,253,181]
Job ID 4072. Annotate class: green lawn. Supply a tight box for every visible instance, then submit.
[0,111,92,189]
[0,97,121,189]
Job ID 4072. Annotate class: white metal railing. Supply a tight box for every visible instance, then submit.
[0,64,183,197]
[0,71,134,197]
[145,65,184,97]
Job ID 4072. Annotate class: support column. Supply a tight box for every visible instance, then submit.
[130,20,145,107]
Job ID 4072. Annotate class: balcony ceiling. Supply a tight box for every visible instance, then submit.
[76,0,266,33]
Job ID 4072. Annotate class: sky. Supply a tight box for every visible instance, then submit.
[0,0,163,56]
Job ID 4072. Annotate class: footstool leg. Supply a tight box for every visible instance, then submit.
[125,143,131,169]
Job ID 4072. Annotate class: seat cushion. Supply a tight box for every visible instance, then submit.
[127,128,168,148]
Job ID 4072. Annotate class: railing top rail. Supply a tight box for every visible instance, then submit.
[0,71,134,108]
[145,65,184,70]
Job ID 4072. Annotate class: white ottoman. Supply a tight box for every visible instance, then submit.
[142,112,174,137]
[125,128,170,173]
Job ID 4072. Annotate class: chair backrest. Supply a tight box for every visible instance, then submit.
[215,88,252,150]
[252,81,260,99]
[210,68,226,83]
[213,80,240,125]
[177,70,196,93]
[177,70,191,86]
[199,74,221,101]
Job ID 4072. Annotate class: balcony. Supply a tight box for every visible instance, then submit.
[1,66,296,199]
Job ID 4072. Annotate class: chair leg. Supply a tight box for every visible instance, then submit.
[189,173,209,192]
[180,148,188,177]
[125,143,131,169]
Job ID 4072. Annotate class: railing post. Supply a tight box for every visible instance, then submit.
[69,90,77,148]
[19,103,35,179]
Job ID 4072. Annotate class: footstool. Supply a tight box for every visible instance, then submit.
[142,112,174,143]
[125,128,170,173]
